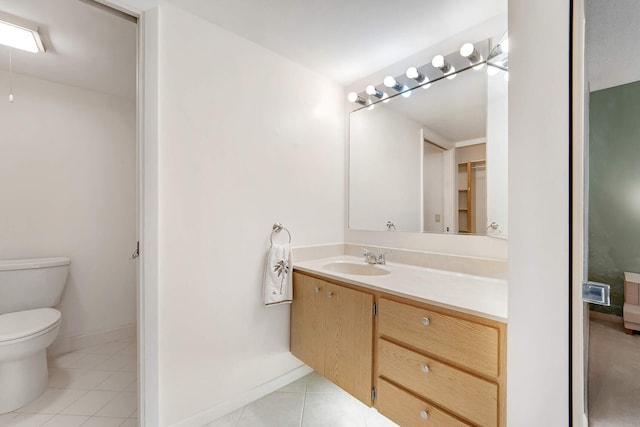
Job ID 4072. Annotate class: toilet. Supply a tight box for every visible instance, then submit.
[0,257,71,414]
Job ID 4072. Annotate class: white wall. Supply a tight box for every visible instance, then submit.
[507,0,570,425]
[157,3,345,425]
[349,106,422,232]
[0,70,137,342]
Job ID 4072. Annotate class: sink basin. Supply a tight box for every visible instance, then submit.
[322,262,390,276]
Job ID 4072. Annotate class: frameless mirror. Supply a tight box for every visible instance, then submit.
[348,45,508,236]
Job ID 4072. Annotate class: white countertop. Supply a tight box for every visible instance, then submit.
[294,255,508,323]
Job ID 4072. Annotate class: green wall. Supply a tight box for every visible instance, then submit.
[589,80,640,316]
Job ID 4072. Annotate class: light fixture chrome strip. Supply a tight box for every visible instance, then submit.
[347,38,500,111]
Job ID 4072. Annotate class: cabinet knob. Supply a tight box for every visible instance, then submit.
[314,287,321,293]
[421,364,430,373]
[421,317,430,326]
[420,410,429,420]
[327,291,334,298]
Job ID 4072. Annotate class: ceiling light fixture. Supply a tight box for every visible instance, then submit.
[365,85,385,99]
[347,92,367,105]
[383,76,404,93]
[459,42,481,64]
[431,55,451,74]
[0,12,45,53]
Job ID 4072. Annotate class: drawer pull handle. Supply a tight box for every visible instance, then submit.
[420,410,429,420]
[421,317,430,326]
[314,287,321,293]
[421,364,430,373]
[327,291,334,298]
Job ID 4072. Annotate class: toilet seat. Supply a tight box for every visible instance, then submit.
[0,308,61,343]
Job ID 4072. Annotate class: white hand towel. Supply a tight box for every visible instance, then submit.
[263,243,293,306]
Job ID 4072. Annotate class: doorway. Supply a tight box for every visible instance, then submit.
[572,0,640,425]
[0,0,141,424]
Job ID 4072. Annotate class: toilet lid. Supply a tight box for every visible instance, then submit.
[0,308,61,342]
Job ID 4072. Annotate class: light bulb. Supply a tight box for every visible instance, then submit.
[383,76,397,88]
[501,38,509,53]
[401,90,412,98]
[406,66,419,79]
[431,55,445,69]
[347,92,359,103]
[459,42,475,58]
[473,62,486,71]
[8,93,14,103]
[365,85,377,95]
[381,93,390,103]
[367,101,375,110]
[422,82,431,89]
[487,65,499,76]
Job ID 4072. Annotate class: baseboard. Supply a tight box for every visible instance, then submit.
[171,364,313,427]
[589,311,623,324]
[48,324,136,358]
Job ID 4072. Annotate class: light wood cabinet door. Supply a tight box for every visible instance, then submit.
[290,272,374,405]
[291,273,328,375]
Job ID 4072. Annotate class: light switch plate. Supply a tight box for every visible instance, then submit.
[582,281,611,306]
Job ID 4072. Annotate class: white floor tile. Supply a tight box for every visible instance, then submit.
[119,419,138,427]
[79,417,127,427]
[49,369,113,390]
[124,381,137,392]
[5,413,53,427]
[80,342,130,356]
[95,392,137,418]
[236,392,304,427]
[0,413,18,426]
[60,391,119,416]
[71,354,112,370]
[302,372,346,394]
[301,392,367,427]
[204,408,243,427]
[49,352,84,369]
[93,356,129,372]
[42,414,89,427]
[15,388,86,414]
[95,373,136,392]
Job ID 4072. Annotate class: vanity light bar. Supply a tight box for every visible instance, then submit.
[346,39,495,110]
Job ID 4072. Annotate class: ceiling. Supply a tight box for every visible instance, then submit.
[0,0,505,98]
[0,0,136,99]
[171,0,506,85]
[586,0,640,91]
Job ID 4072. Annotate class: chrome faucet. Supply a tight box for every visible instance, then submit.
[362,248,390,265]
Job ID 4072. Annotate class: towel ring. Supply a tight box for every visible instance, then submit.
[271,222,292,244]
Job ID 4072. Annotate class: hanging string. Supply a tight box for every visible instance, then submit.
[8,51,14,103]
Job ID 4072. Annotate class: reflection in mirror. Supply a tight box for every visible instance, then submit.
[348,43,508,236]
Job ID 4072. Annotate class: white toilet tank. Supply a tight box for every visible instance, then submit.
[0,257,71,315]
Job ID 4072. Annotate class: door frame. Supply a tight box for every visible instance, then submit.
[93,1,160,425]
[571,0,588,425]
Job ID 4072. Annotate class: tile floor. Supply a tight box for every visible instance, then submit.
[589,317,640,426]
[0,336,137,427]
[205,372,398,427]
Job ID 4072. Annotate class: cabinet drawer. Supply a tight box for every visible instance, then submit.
[378,339,498,426]
[378,298,500,377]
[376,378,471,427]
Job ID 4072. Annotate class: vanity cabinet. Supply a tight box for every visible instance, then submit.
[376,297,506,427]
[290,271,506,426]
[290,272,374,405]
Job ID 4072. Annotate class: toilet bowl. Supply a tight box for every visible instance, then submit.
[0,258,70,414]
